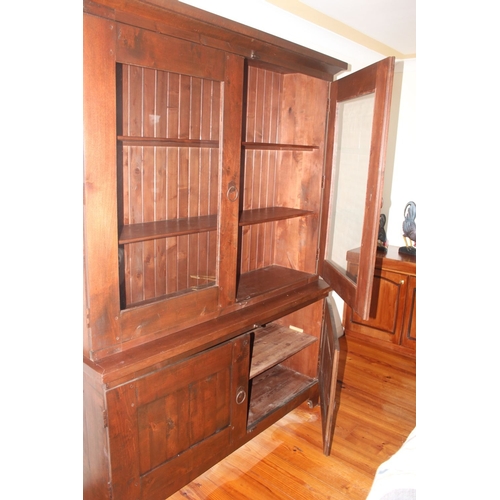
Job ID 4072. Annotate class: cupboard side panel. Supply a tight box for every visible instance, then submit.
[107,384,141,500]
[83,13,121,354]
[83,367,110,500]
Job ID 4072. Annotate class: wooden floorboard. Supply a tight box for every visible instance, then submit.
[167,335,416,499]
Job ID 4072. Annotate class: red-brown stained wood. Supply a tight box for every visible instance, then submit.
[107,383,142,500]
[83,366,110,500]
[217,53,245,308]
[319,57,395,320]
[104,335,251,500]
[248,365,315,429]
[275,300,324,378]
[344,247,416,356]
[240,66,327,280]
[401,275,416,350]
[83,12,121,355]
[118,63,223,306]
[249,323,317,379]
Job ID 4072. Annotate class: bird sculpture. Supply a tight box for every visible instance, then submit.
[400,201,416,255]
[377,213,388,250]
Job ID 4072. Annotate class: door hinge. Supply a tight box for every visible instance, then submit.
[86,308,91,327]
[321,175,325,189]
[103,409,108,428]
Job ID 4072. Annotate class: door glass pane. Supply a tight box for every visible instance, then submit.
[326,93,375,280]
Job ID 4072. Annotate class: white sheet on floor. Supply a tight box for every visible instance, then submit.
[366,427,416,500]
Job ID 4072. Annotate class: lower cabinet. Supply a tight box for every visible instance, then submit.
[106,335,250,500]
[84,292,340,500]
[343,246,416,356]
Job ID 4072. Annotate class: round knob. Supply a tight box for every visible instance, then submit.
[400,279,405,285]
[226,182,239,202]
[235,387,246,405]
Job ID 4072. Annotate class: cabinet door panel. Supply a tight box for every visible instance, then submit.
[84,15,244,358]
[347,269,407,344]
[318,298,340,456]
[319,57,394,320]
[106,335,250,500]
[401,275,416,349]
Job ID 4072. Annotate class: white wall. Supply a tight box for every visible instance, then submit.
[383,58,416,248]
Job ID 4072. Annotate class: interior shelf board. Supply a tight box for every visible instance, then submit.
[236,265,316,302]
[247,364,316,429]
[242,142,318,151]
[119,214,217,244]
[249,323,317,379]
[118,136,219,148]
[239,207,313,226]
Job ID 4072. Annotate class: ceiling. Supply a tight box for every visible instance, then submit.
[268,0,416,57]
[179,0,416,59]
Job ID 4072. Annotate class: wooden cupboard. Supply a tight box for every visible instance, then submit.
[83,1,395,498]
[343,246,416,356]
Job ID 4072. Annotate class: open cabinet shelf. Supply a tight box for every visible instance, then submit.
[242,142,318,151]
[247,322,318,429]
[119,215,217,244]
[249,323,317,378]
[239,207,313,226]
[236,265,316,302]
[248,364,316,430]
[118,136,219,148]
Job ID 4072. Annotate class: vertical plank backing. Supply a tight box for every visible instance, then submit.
[118,66,222,306]
[273,74,329,274]
[241,66,282,273]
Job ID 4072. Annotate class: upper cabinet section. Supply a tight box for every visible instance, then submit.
[83,0,392,361]
[84,11,245,359]
[236,62,330,303]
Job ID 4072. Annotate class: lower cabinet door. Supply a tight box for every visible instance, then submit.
[345,268,407,345]
[106,334,250,500]
[400,275,416,350]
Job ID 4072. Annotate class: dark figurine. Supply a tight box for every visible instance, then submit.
[377,213,388,251]
[399,201,416,256]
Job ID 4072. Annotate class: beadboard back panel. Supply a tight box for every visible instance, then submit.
[118,65,221,307]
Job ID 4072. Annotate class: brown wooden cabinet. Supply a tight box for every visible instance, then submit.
[83,1,395,498]
[343,246,416,356]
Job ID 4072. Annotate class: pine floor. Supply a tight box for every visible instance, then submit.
[167,335,416,499]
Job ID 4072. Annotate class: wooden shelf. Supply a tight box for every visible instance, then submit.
[243,142,318,151]
[250,323,317,379]
[118,136,219,148]
[119,214,217,244]
[239,207,313,226]
[236,265,316,302]
[248,364,316,429]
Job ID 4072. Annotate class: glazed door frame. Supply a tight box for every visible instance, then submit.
[319,57,395,320]
[83,14,244,360]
